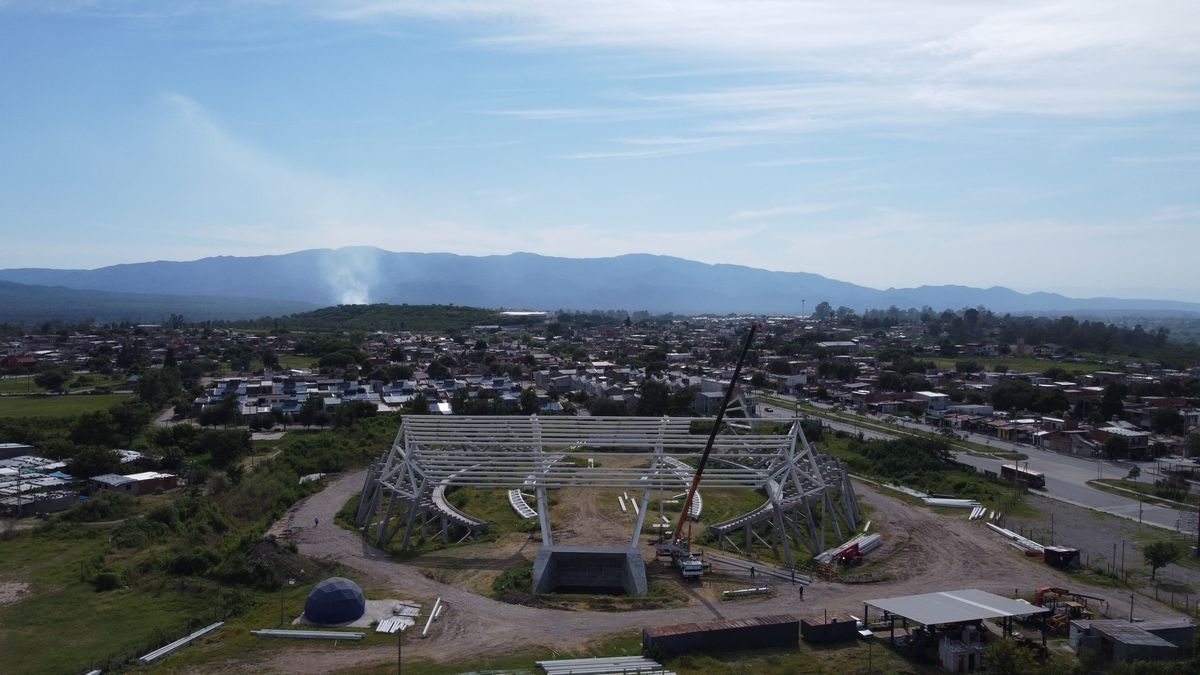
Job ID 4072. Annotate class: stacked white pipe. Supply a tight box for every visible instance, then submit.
[815,532,882,564]
[923,497,982,508]
[884,483,929,499]
[986,523,1044,554]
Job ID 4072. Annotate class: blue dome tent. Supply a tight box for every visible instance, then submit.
[303,577,366,624]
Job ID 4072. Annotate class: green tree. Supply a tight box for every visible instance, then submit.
[426,360,450,380]
[636,380,670,416]
[1150,407,1186,435]
[983,638,1039,675]
[297,395,327,426]
[812,301,833,320]
[955,360,981,374]
[990,378,1036,412]
[137,366,183,408]
[1143,540,1182,580]
[70,410,120,447]
[1100,383,1126,422]
[1031,388,1069,415]
[318,349,364,370]
[408,392,430,415]
[67,447,121,478]
[199,392,242,427]
[1104,435,1130,459]
[333,401,378,428]
[208,430,252,469]
[589,397,628,416]
[667,386,696,416]
[34,366,72,393]
[109,400,153,445]
[519,387,540,415]
[1186,433,1200,459]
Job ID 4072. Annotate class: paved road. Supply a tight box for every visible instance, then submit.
[759,398,1193,532]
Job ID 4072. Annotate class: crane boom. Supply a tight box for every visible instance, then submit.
[674,323,758,547]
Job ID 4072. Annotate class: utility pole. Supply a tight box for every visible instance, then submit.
[867,633,873,674]
[279,578,295,626]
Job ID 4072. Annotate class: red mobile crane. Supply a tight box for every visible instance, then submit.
[657,323,758,579]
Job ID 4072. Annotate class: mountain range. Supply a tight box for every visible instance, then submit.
[0,247,1197,322]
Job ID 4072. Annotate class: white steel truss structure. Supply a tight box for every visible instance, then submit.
[355,415,859,565]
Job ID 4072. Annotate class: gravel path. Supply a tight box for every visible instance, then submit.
[253,471,1187,674]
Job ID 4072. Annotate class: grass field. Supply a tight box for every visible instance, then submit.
[0,377,38,394]
[0,393,131,418]
[929,355,1111,374]
[0,523,219,675]
[0,373,129,394]
[275,353,318,370]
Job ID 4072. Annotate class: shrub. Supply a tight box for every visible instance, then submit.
[111,519,168,549]
[491,564,532,597]
[168,547,221,576]
[147,504,180,530]
[93,570,124,592]
[64,490,137,522]
[212,536,305,590]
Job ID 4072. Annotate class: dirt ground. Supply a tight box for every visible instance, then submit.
[1006,493,1200,595]
[239,472,1187,674]
[0,582,29,607]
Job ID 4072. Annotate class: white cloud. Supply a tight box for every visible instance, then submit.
[731,204,836,221]
[559,134,762,160]
[1113,154,1200,164]
[313,1,1200,117]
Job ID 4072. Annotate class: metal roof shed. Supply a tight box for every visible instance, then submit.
[92,474,134,489]
[864,589,1048,639]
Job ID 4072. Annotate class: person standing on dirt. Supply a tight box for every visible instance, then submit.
[799,585,804,601]
[314,517,319,527]
[750,566,756,580]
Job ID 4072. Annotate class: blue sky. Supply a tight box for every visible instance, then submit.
[2,1,1198,300]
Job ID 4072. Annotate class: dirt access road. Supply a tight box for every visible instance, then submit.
[249,471,1184,674]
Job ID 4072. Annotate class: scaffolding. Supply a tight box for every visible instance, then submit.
[356,415,859,565]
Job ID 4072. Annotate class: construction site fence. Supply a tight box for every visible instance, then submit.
[1001,527,1200,622]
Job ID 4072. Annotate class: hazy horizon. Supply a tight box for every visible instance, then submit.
[3,246,1198,304]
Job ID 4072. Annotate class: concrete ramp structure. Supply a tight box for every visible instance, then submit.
[532,545,647,595]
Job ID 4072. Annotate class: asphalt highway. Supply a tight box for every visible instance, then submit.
[758,397,1193,532]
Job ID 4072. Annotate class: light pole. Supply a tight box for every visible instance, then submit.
[279,578,295,626]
